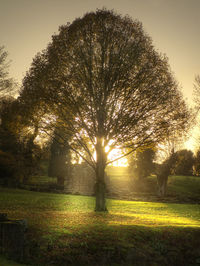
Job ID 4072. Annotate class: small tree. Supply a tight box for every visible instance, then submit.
[129,147,156,180]
[156,130,186,163]
[0,150,17,183]
[0,46,17,97]
[156,151,176,196]
[20,9,190,211]
[194,149,200,176]
[172,149,194,176]
[48,128,71,189]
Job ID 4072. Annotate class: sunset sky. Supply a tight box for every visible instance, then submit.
[0,0,200,104]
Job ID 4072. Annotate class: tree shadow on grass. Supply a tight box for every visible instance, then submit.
[32,212,200,266]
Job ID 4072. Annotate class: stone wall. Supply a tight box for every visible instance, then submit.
[0,213,28,262]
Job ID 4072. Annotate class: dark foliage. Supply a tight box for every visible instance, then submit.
[194,149,200,176]
[172,149,194,176]
[0,150,16,180]
[0,97,42,184]
[129,148,156,179]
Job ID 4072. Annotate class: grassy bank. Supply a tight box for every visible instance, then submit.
[0,187,200,265]
[24,170,200,204]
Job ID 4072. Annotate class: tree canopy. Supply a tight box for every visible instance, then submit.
[20,9,190,211]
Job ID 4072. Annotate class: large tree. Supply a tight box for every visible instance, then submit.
[20,9,189,211]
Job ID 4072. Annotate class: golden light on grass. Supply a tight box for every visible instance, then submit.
[108,212,200,227]
[107,200,200,228]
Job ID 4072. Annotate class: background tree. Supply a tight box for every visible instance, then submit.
[172,149,194,176]
[0,150,16,185]
[0,46,17,97]
[0,96,42,184]
[129,147,156,180]
[48,128,72,189]
[0,97,24,184]
[156,130,186,163]
[193,149,200,176]
[19,60,73,186]
[20,9,190,211]
[156,151,176,196]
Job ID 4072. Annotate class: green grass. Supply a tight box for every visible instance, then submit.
[0,256,27,266]
[168,175,200,200]
[26,169,200,203]
[0,186,200,265]
[28,176,57,185]
[0,187,199,227]
[107,167,200,200]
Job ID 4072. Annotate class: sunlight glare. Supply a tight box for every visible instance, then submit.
[107,148,128,167]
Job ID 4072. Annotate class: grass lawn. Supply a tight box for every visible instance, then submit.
[168,175,200,200]
[0,255,28,266]
[0,186,200,265]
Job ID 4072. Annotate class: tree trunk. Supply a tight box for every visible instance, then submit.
[95,137,107,212]
[57,175,65,190]
[157,174,168,197]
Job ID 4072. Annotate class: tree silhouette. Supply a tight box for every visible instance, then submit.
[20,9,190,211]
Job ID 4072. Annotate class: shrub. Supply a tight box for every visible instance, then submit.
[172,149,194,176]
[0,150,16,178]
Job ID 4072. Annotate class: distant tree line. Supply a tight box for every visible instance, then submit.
[130,148,197,178]
[128,147,200,196]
